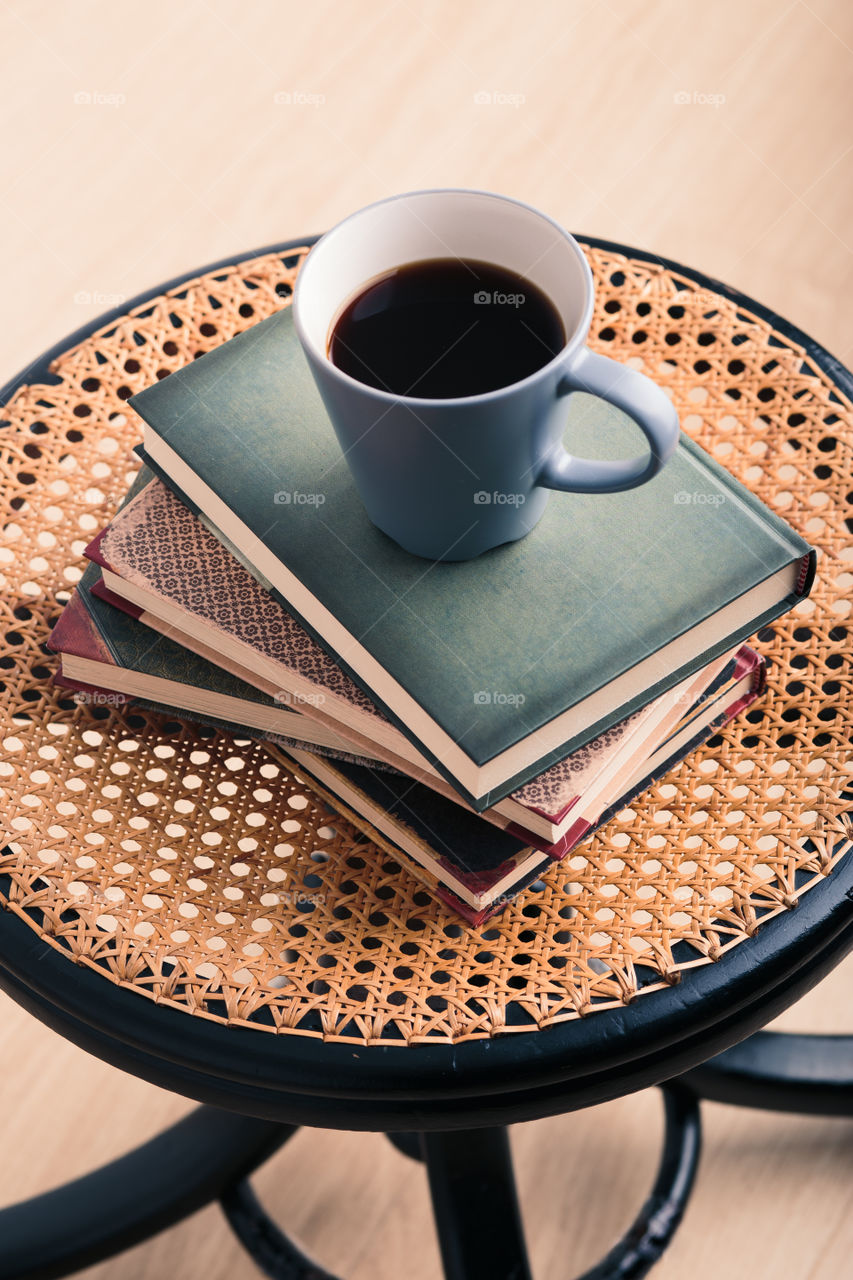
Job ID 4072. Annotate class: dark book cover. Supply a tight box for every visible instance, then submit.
[287,649,763,917]
[129,305,814,810]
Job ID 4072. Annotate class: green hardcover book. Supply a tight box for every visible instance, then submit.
[130,306,815,811]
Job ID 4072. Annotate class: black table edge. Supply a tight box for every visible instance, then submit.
[1,232,852,1121]
[1,853,851,1122]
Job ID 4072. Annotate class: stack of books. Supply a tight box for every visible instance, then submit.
[50,306,815,923]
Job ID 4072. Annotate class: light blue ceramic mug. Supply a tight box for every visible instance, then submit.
[293,189,680,561]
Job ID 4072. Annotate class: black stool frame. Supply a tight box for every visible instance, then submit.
[1,236,851,1280]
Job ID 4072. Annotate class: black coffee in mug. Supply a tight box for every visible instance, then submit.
[328,258,566,398]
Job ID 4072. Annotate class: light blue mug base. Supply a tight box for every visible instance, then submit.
[370,492,550,562]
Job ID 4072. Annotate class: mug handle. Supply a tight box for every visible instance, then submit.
[538,346,680,494]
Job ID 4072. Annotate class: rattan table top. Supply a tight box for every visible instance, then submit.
[0,238,850,1047]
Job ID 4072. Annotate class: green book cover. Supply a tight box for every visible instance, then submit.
[130,306,814,810]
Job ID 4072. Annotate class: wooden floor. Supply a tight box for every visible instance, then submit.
[1,2,852,1276]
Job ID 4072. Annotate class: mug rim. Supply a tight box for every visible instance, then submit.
[292,187,595,406]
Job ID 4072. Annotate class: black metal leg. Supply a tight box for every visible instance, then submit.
[0,1106,295,1280]
[575,1086,701,1280]
[421,1125,532,1280]
[385,1130,424,1162]
[221,1131,530,1280]
[386,1088,701,1280]
[221,1180,342,1280]
[678,1031,853,1116]
[0,1082,702,1280]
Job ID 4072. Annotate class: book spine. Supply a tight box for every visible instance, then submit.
[47,577,118,667]
[90,573,145,620]
[795,549,817,597]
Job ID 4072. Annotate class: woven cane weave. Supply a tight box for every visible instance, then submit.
[0,243,851,1046]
